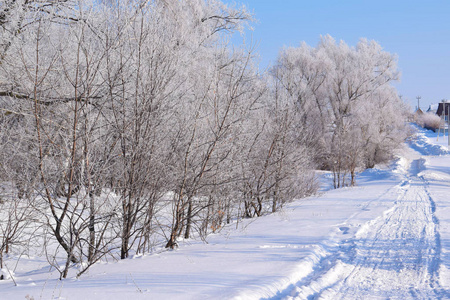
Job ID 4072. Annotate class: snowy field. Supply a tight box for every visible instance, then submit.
[1,125,450,299]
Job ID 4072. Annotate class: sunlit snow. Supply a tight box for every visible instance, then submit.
[1,126,449,299]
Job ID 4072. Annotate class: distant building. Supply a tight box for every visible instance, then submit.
[436,101,450,121]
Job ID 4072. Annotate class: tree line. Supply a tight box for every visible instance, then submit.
[0,0,407,278]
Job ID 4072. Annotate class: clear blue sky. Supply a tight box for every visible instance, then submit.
[227,0,450,110]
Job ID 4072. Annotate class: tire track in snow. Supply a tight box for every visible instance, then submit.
[263,182,403,300]
[274,158,446,300]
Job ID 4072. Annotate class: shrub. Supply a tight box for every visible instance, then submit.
[416,113,442,131]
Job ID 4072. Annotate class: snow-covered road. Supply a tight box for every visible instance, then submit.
[283,156,446,299]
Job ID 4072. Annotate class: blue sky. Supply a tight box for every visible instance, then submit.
[227,0,450,110]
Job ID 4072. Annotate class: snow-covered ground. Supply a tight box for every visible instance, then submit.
[1,126,450,299]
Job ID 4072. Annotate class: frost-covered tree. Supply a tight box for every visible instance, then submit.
[272,35,408,187]
[0,0,262,269]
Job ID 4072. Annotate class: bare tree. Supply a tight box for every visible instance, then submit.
[272,35,407,188]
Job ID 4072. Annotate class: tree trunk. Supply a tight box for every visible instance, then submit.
[121,196,132,259]
[272,191,277,213]
[184,198,192,239]
[88,193,95,263]
[350,169,356,186]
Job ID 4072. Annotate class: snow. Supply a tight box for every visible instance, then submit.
[1,126,450,299]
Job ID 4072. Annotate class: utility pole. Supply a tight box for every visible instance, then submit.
[416,96,421,111]
[443,101,450,150]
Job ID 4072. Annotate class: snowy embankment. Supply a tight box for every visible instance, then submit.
[1,126,450,299]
